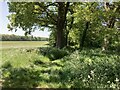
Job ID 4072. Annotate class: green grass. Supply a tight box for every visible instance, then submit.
[1,48,46,68]
[0,42,120,88]
[0,41,64,88]
[0,41,49,67]
[0,48,64,88]
[0,41,48,49]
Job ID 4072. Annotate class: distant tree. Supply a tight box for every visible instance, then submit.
[1,34,48,41]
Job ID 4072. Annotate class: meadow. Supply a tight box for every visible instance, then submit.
[0,41,49,72]
[1,41,48,49]
[0,41,120,88]
[1,2,120,89]
[0,41,65,88]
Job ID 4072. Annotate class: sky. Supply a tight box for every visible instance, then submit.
[0,2,50,38]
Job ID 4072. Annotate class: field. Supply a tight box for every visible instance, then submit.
[0,41,64,88]
[0,41,120,88]
[1,41,48,49]
[0,41,49,68]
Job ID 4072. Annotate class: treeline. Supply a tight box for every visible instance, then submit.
[0,34,48,41]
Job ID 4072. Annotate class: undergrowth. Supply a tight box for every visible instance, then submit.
[0,47,120,88]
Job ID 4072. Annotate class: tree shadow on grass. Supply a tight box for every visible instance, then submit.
[37,47,69,61]
[1,61,51,88]
[1,59,68,88]
[2,68,40,88]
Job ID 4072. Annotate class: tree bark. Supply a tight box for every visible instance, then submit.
[80,21,90,50]
[56,2,70,49]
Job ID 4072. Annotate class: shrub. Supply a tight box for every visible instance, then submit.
[38,47,69,60]
[61,49,120,88]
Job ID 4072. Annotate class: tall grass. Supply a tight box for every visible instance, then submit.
[0,46,120,88]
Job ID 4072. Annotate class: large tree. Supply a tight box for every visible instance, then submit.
[7,2,72,48]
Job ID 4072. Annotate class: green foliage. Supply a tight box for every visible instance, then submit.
[8,2,120,49]
[1,2,120,88]
[49,30,56,47]
[1,47,120,88]
[38,47,69,60]
[62,49,120,88]
[7,2,57,34]
[67,2,120,50]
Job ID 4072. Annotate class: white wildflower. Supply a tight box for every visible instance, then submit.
[90,70,94,74]
[115,78,119,82]
[88,75,90,78]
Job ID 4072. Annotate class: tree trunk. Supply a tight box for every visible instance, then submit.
[56,3,65,48]
[56,2,70,49]
[64,30,69,47]
[80,21,90,50]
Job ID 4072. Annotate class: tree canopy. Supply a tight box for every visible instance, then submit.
[7,2,120,50]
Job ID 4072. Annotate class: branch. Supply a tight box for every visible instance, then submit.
[46,3,58,7]
[35,2,57,23]
[46,9,57,23]
[40,25,56,29]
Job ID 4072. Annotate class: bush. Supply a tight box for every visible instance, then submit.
[61,49,120,88]
[38,47,69,60]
